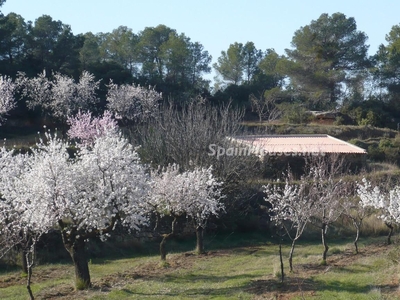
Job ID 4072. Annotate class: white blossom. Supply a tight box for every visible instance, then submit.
[357,177,397,224]
[0,130,151,256]
[265,177,313,228]
[17,70,100,120]
[106,81,161,121]
[150,164,224,227]
[0,75,16,123]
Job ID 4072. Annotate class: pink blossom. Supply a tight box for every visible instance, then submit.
[67,110,118,145]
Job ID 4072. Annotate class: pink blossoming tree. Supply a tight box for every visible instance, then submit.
[67,110,118,145]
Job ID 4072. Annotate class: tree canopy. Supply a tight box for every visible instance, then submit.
[3,10,400,126]
[285,12,369,109]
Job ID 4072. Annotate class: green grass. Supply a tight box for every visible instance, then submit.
[1,235,400,299]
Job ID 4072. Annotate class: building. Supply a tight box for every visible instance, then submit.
[229,134,367,157]
[228,134,367,175]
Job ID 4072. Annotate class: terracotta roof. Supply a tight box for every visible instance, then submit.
[229,134,367,155]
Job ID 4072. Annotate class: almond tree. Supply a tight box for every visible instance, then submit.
[150,164,224,260]
[265,171,315,272]
[0,131,150,290]
[357,178,397,245]
[0,75,16,124]
[59,131,149,289]
[106,81,162,122]
[16,70,100,121]
[181,166,225,254]
[0,147,22,257]
[307,156,348,264]
[67,110,118,145]
[341,182,373,254]
[0,146,56,300]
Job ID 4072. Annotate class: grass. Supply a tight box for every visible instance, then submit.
[1,234,400,299]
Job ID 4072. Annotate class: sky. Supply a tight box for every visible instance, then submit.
[2,0,400,74]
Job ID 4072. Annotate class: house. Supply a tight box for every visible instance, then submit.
[229,134,367,157]
[228,134,367,175]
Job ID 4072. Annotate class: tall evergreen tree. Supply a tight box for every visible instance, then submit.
[285,13,369,109]
[0,12,27,74]
[373,24,400,106]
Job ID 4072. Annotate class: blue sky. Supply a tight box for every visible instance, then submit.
[2,0,399,67]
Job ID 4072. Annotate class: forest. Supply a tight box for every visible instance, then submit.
[0,2,400,128]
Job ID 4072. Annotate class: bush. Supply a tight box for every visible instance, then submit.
[378,138,393,149]
[368,144,385,162]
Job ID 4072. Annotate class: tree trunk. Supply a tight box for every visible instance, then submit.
[21,248,28,275]
[385,222,394,245]
[160,233,172,261]
[354,222,360,254]
[26,250,34,300]
[288,239,297,272]
[160,217,177,261]
[62,235,91,289]
[278,241,284,283]
[195,226,204,254]
[321,224,329,262]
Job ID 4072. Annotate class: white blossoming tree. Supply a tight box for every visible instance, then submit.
[16,70,100,121]
[265,172,315,272]
[306,157,348,264]
[150,164,224,260]
[357,178,397,245]
[0,131,150,290]
[267,156,348,268]
[0,147,30,259]
[341,181,373,254]
[0,145,55,299]
[106,81,162,122]
[0,75,16,124]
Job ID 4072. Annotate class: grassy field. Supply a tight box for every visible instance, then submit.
[1,234,400,299]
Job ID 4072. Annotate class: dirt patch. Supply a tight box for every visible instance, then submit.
[0,265,73,288]
[248,277,317,300]
[0,273,25,288]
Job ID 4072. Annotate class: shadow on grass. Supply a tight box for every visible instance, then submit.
[332,264,376,274]
[310,279,399,296]
[118,274,261,297]
[89,231,275,265]
[158,272,260,284]
[111,274,393,297]
[245,276,399,297]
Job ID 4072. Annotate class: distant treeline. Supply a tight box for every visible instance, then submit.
[1,2,400,127]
